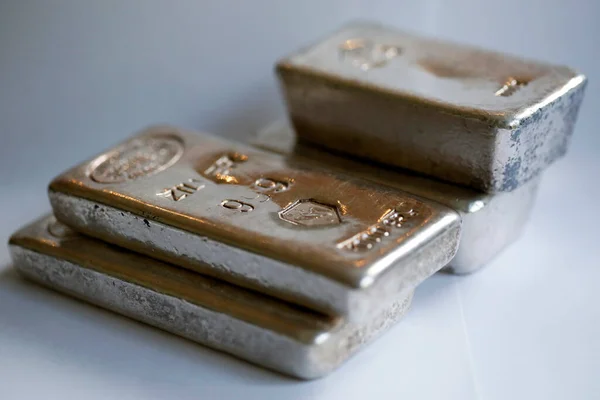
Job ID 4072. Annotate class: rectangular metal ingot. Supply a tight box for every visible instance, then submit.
[276,21,587,192]
[252,120,540,274]
[9,215,414,380]
[48,126,460,321]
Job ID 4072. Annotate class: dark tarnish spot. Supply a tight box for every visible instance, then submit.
[528,108,545,126]
[510,128,522,145]
[563,86,586,136]
[143,219,151,228]
[518,106,546,133]
[501,158,522,191]
[94,205,99,210]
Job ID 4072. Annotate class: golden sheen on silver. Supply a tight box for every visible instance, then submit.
[252,120,540,274]
[48,126,460,321]
[276,21,587,193]
[9,215,413,380]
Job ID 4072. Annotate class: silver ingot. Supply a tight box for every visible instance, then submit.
[252,120,540,274]
[48,126,460,321]
[9,215,413,380]
[276,21,586,192]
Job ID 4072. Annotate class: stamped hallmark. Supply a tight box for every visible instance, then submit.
[339,38,400,70]
[251,177,292,193]
[221,199,254,213]
[157,178,206,201]
[338,207,418,252]
[279,199,341,227]
[238,178,292,204]
[90,136,183,184]
[203,153,248,184]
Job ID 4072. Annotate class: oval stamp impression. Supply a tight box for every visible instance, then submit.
[47,217,77,239]
[90,135,184,183]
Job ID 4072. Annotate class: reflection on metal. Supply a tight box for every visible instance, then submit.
[339,38,400,70]
[279,199,341,227]
[48,126,460,320]
[495,77,529,97]
[277,21,587,192]
[9,214,414,380]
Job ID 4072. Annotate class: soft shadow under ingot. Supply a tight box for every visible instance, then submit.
[9,214,413,380]
[48,125,460,321]
[276,21,586,193]
[252,120,540,274]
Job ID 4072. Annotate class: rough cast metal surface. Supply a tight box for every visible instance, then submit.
[48,126,460,320]
[276,21,587,193]
[8,215,413,380]
[252,120,540,274]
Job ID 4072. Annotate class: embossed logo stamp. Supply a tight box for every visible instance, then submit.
[202,153,248,184]
[338,207,418,252]
[90,135,183,183]
[339,38,400,70]
[279,199,341,227]
[157,178,206,202]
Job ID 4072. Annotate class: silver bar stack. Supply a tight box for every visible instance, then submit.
[8,21,586,379]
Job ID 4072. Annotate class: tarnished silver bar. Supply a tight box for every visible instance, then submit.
[48,126,460,320]
[276,21,586,192]
[9,215,413,380]
[252,120,539,274]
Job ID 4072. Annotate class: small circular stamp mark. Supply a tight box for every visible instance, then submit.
[89,135,184,184]
[47,217,77,239]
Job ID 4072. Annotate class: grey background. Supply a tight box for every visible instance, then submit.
[1,0,598,185]
[1,1,599,399]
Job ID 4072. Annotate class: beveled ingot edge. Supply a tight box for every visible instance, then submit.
[48,125,462,289]
[275,20,587,131]
[48,191,455,320]
[251,120,542,274]
[9,215,415,379]
[251,119,492,214]
[8,214,340,344]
